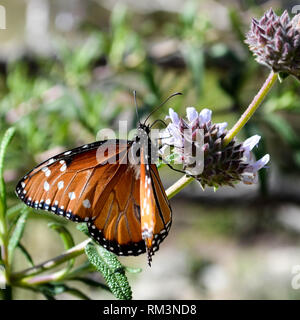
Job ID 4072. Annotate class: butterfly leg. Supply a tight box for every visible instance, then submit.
[158,156,189,175]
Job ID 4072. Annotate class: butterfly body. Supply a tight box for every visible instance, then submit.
[16,124,172,265]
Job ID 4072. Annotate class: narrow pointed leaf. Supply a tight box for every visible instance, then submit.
[8,209,29,264]
[17,242,34,267]
[85,242,132,300]
[48,223,75,275]
[48,223,75,250]
[71,277,110,291]
[0,127,16,212]
[7,203,28,220]
[76,223,89,236]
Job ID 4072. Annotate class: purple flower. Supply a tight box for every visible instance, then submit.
[161,108,270,188]
[245,8,300,80]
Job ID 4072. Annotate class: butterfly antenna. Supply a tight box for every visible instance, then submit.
[133,90,141,124]
[144,92,182,125]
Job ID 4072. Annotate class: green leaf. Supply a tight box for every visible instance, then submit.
[42,293,56,300]
[63,260,95,279]
[124,266,142,274]
[0,127,16,215]
[48,223,75,250]
[278,72,290,82]
[85,242,132,300]
[264,113,300,148]
[76,223,89,236]
[63,286,91,300]
[34,282,91,300]
[8,213,22,235]
[48,223,75,275]
[183,44,204,97]
[17,242,34,267]
[8,209,29,264]
[71,277,110,292]
[7,203,28,221]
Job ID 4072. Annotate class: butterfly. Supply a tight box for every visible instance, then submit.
[15,94,181,266]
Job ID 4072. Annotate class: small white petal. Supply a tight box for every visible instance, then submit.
[251,154,270,172]
[158,144,170,157]
[166,124,183,147]
[186,107,198,123]
[243,135,261,152]
[199,108,212,124]
[166,108,180,125]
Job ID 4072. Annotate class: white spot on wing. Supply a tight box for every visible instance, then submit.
[83,199,91,208]
[68,192,76,200]
[46,169,51,177]
[47,159,55,165]
[57,181,64,190]
[44,181,50,191]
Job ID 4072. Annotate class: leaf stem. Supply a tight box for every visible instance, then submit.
[11,239,91,283]
[0,128,16,299]
[166,175,193,199]
[223,70,277,146]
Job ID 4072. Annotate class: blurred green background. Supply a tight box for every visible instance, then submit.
[1,0,300,299]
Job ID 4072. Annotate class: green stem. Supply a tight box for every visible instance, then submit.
[11,239,91,283]
[0,128,16,299]
[166,175,193,199]
[223,70,277,146]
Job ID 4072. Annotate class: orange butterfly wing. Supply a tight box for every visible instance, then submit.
[16,139,172,264]
[86,162,172,263]
[16,140,131,222]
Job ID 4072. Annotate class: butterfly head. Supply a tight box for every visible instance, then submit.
[136,122,150,137]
